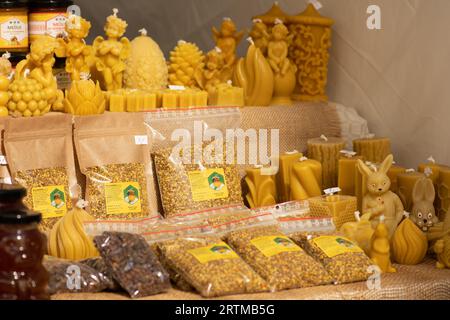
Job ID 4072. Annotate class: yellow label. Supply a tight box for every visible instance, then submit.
[32,185,68,219]
[104,182,142,216]
[251,236,301,257]
[0,12,28,49]
[312,236,363,258]
[29,12,68,41]
[187,168,229,202]
[188,242,239,264]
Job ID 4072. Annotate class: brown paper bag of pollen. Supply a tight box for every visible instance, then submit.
[0,117,12,184]
[4,114,78,231]
[74,112,158,220]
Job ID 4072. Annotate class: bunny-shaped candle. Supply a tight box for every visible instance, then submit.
[411,178,439,232]
[357,154,404,238]
[369,215,397,273]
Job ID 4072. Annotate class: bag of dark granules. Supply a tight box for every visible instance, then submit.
[94,232,171,298]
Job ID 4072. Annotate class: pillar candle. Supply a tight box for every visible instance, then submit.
[245,166,277,208]
[307,136,346,190]
[290,157,322,201]
[353,137,391,163]
[288,4,334,102]
[397,171,426,212]
[309,195,358,229]
[338,153,364,196]
[438,167,450,221]
[276,151,303,203]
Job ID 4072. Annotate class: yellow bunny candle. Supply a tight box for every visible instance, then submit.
[357,154,404,238]
[369,215,396,273]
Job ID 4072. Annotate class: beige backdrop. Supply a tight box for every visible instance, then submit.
[76,0,450,168]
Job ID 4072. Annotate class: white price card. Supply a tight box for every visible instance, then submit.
[134,135,148,145]
[0,155,7,165]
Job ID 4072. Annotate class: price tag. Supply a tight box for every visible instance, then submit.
[168,85,186,91]
[309,0,323,10]
[324,187,341,195]
[134,135,148,145]
[0,155,7,165]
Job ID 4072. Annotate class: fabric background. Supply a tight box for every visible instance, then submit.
[75,0,450,168]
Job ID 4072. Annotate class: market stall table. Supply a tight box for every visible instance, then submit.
[52,259,450,300]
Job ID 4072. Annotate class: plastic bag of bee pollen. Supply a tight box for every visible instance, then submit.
[290,232,372,284]
[153,144,243,217]
[74,113,158,220]
[224,223,333,291]
[94,232,171,298]
[158,235,269,297]
[4,114,78,230]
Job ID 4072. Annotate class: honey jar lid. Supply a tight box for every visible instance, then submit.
[0,0,28,9]
[29,0,73,8]
[0,184,42,224]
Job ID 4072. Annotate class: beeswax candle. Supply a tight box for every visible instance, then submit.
[290,157,322,201]
[438,167,450,221]
[340,212,374,255]
[397,171,426,212]
[309,195,358,229]
[338,152,364,196]
[208,83,244,107]
[307,136,346,189]
[387,165,407,194]
[353,137,391,163]
[276,151,302,203]
[245,166,277,208]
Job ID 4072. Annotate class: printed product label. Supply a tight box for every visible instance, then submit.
[312,236,363,258]
[29,12,68,40]
[188,242,239,264]
[0,13,28,49]
[251,236,302,257]
[53,68,71,90]
[32,185,68,219]
[188,168,229,202]
[104,182,142,215]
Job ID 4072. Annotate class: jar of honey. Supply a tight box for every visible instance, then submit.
[0,1,29,55]
[28,0,74,43]
[0,184,49,300]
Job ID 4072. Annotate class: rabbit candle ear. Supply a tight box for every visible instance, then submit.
[357,159,373,177]
[379,154,394,174]
[412,178,435,204]
[423,178,435,203]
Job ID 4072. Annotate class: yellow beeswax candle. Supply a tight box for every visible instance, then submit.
[276,151,302,203]
[387,165,407,194]
[438,167,450,221]
[308,195,358,229]
[245,166,277,208]
[290,158,322,201]
[162,91,179,109]
[338,152,364,196]
[208,83,244,107]
[397,171,426,212]
[340,212,374,255]
[369,215,397,273]
[109,94,125,112]
[307,136,346,190]
[353,137,391,163]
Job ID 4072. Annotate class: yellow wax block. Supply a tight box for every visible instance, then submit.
[309,195,357,229]
[397,171,426,212]
[353,137,391,163]
[244,167,277,208]
[155,90,164,108]
[290,160,322,201]
[209,85,245,107]
[178,91,194,108]
[126,94,139,112]
[162,91,179,109]
[141,93,157,111]
[438,167,450,221]
[195,91,208,107]
[307,137,346,190]
[388,165,406,194]
[276,152,303,203]
[109,94,125,112]
[338,155,364,196]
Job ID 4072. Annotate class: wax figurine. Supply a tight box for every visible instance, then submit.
[249,19,271,56]
[195,47,226,94]
[93,8,130,91]
[212,18,244,80]
[267,20,296,105]
[369,215,397,273]
[357,154,405,238]
[56,15,95,81]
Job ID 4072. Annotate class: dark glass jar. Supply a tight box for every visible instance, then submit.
[29,0,74,43]
[0,184,49,300]
[0,1,29,56]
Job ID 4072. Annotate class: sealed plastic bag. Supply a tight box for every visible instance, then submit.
[154,144,243,217]
[94,232,171,298]
[224,222,333,291]
[74,113,158,220]
[158,235,268,297]
[5,114,78,230]
[80,257,120,291]
[290,232,372,284]
[44,257,112,295]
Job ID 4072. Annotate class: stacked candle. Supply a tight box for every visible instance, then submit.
[353,137,391,163]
